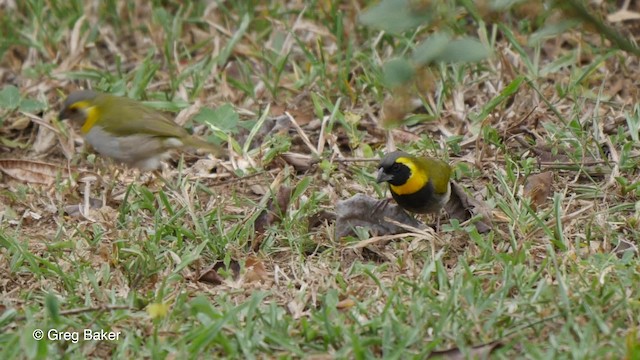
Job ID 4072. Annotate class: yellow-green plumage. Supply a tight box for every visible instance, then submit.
[400,156,450,195]
[59,90,223,170]
[376,151,451,214]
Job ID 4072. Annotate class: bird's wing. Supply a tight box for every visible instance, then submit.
[97,95,190,138]
[417,157,451,194]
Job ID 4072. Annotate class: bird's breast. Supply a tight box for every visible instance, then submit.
[390,181,450,213]
[84,126,174,167]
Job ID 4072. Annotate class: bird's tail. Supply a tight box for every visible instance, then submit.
[184,136,225,157]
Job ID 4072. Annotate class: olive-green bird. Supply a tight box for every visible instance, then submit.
[59,90,223,171]
[376,151,451,214]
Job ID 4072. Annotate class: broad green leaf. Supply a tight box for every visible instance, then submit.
[143,100,189,112]
[361,143,374,158]
[292,176,312,202]
[490,0,528,10]
[0,85,20,110]
[383,58,415,87]
[45,293,60,323]
[194,104,239,133]
[412,32,452,65]
[529,20,579,46]
[433,38,491,63]
[359,0,432,34]
[19,99,46,113]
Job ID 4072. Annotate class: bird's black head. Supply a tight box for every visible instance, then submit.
[376,151,411,186]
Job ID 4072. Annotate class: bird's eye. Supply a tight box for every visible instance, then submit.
[391,163,401,171]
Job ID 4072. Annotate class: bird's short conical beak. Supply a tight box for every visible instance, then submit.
[376,169,393,183]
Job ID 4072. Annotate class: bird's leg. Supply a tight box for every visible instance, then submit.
[103,167,120,207]
[430,210,445,232]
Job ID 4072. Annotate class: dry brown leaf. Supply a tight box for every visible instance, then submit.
[607,10,640,22]
[97,243,112,264]
[427,341,503,359]
[8,116,31,130]
[270,99,314,125]
[532,144,572,164]
[391,128,422,143]
[187,159,218,175]
[335,194,426,238]
[252,185,293,250]
[0,159,71,185]
[336,298,355,310]
[173,100,202,126]
[25,111,76,158]
[613,239,638,258]
[270,104,287,117]
[444,181,493,233]
[198,268,225,286]
[522,171,553,210]
[56,125,77,161]
[249,184,268,196]
[244,256,269,283]
[281,152,314,171]
[254,185,292,234]
[198,260,241,286]
[92,205,118,225]
[32,123,57,154]
[282,107,314,127]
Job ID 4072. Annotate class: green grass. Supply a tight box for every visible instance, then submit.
[1,0,640,358]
